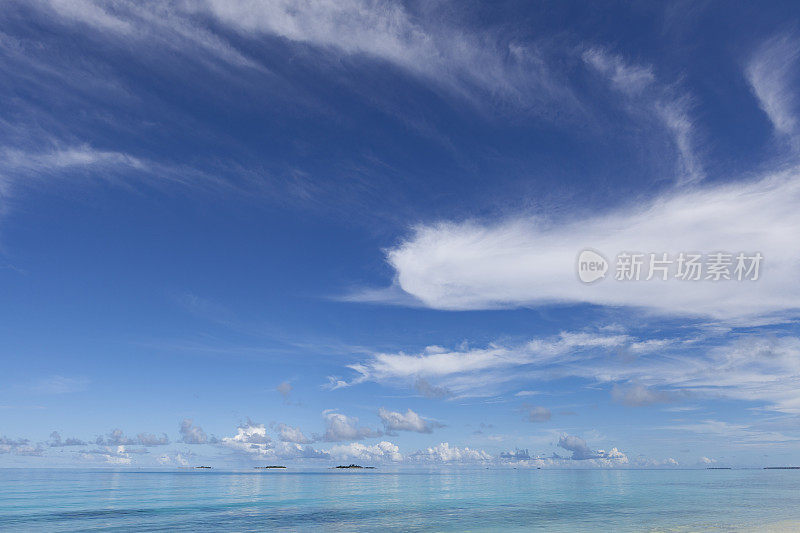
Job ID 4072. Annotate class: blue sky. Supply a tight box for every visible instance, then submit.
[2,0,800,468]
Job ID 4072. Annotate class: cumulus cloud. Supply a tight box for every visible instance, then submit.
[0,436,44,456]
[326,441,402,463]
[219,419,328,460]
[557,435,627,463]
[524,405,552,423]
[377,168,800,323]
[273,423,313,444]
[410,442,492,463]
[81,445,146,465]
[219,420,273,457]
[632,455,679,467]
[499,448,531,461]
[157,451,193,467]
[378,408,442,434]
[322,411,381,442]
[48,431,86,447]
[179,419,217,444]
[95,429,169,447]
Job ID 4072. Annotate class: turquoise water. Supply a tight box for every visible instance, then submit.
[2,468,800,531]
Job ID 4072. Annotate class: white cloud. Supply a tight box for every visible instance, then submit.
[326,440,402,463]
[499,448,531,461]
[43,0,134,33]
[179,419,216,445]
[378,408,441,434]
[1,145,144,172]
[596,335,800,415]
[37,0,260,69]
[632,456,679,467]
[322,411,380,442]
[95,429,169,447]
[220,419,272,455]
[657,97,704,186]
[48,431,86,447]
[582,48,654,94]
[746,34,800,138]
[410,442,492,463]
[557,435,628,464]
[0,436,44,456]
[336,332,629,394]
[583,47,703,185]
[336,327,800,414]
[81,445,145,464]
[273,423,313,444]
[219,420,329,460]
[157,451,192,466]
[199,0,570,110]
[379,168,800,322]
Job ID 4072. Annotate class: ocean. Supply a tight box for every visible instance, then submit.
[1,468,799,531]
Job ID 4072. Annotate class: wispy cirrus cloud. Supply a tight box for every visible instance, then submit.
[334,329,800,414]
[583,47,704,186]
[198,0,574,113]
[331,331,631,395]
[746,33,800,140]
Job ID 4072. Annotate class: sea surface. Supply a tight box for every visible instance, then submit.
[1,468,799,531]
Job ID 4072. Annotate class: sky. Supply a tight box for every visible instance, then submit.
[2,0,800,469]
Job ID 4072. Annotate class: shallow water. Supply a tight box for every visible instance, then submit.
[1,468,799,531]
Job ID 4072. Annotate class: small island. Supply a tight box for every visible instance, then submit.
[194,466,212,469]
[255,466,287,469]
[764,466,800,470]
[333,464,375,469]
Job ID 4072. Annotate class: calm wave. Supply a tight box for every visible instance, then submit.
[2,468,799,531]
